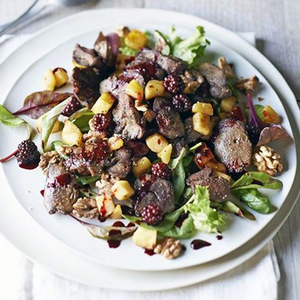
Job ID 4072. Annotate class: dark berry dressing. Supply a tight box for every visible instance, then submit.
[190,239,212,250]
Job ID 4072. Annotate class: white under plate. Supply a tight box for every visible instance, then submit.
[0,8,300,275]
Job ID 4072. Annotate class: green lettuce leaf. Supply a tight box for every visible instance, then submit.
[0,104,31,138]
[185,186,227,233]
[157,26,210,67]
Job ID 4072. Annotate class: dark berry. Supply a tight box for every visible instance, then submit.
[246,124,261,145]
[61,97,82,117]
[16,140,40,166]
[164,75,184,95]
[92,113,111,132]
[196,80,211,98]
[141,204,163,225]
[151,162,172,180]
[87,139,110,162]
[172,94,191,112]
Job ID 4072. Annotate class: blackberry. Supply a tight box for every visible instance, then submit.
[61,97,82,117]
[16,140,40,166]
[172,94,191,112]
[246,124,261,145]
[151,162,172,180]
[164,75,184,95]
[86,140,110,162]
[141,204,163,225]
[92,113,111,132]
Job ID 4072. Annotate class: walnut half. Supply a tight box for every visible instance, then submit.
[180,70,204,94]
[72,197,99,219]
[39,151,60,174]
[154,238,183,259]
[253,145,283,176]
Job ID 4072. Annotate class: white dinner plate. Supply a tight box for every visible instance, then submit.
[0,9,300,274]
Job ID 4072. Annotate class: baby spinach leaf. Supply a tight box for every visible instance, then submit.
[231,172,282,190]
[232,189,276,214]
[160,215,197,239]
[41,98,70,151]
[172,159,186,203]
[124,206,184,233]
[221,200,256,221]
[14,91,72,119]
[169,148,187,204]
[0,104,31,138]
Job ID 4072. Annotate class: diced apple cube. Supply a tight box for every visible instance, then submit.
[96,195,115,217]
[112,180,134,201]
[192,112,210,136]
[108,136,124,151]
[92,92,115,114]
[62,120,83,147]
[146,133,169,153]
[145,80,165,100]
[157,144,173,164]
[132,226,157,250]
[109,205,123,219]
[132,157,152,178]
[43,69,56,91]
[126,79,144,100]
[262,105,280,124]
[192,102,214,116]
[220,97,237,113]
[53,68,69,88]
[124,29,147,50]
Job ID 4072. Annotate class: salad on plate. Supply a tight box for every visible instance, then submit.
[0,25,290,259]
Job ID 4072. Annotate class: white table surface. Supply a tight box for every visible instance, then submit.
[0,1,299,299]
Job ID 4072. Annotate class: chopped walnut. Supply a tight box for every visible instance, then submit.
[84,127,107,143]
[73,197,99,219]
[253,145,283,176]
[180,70,204,94]
[39,151,60,174]
[218,57,235,79]
[236,75,259,94]
[96,172,118,198]
[154,238,183,259]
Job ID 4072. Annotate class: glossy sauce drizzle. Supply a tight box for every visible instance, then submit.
[190,239,211,250]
